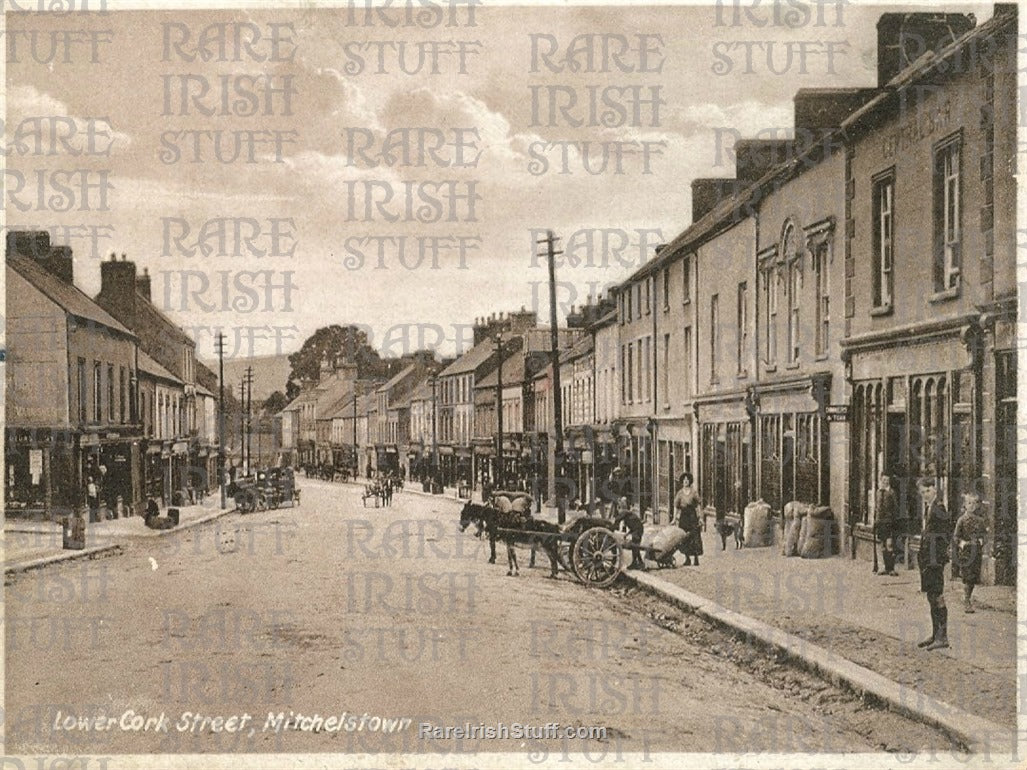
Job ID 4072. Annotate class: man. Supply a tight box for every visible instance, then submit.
[916,478,951,651]
[876,474,899,576]
[614,497,645,570]
[952,492,987,613]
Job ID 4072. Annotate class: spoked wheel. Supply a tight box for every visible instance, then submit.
[571,526,623,588]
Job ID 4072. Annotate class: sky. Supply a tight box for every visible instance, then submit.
[5,1,993,360]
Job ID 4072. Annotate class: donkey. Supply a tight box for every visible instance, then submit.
[458,501,562,577]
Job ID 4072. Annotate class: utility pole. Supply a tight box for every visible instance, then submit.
[216,332,226,509]
[352,383,359,479]
[494,330,504,491]
[431,375,439,490]
[242,367,254,475]
[539,230,566,524]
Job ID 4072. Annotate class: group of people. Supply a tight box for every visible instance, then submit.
[612,471,703,570]
[875,474,990,651]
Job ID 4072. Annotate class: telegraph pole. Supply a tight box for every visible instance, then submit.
[216,332,226,509]
[494,330,504,491]
[539,230,566,524]
[245,366,254,474]
[352,382,359,479]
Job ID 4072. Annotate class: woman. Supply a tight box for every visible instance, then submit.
[674,472,703,566]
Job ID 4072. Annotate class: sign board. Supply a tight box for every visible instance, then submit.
[825,405,849,422]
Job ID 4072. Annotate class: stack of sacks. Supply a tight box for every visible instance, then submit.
[782,501,812,557]
[743,499,773,547]
[800,506,836,559]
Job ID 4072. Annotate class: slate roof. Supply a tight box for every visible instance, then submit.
[8,255,134,339]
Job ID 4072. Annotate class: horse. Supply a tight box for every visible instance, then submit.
[458,501,562,577]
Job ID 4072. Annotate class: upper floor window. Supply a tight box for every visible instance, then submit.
[763,267,777,366]
[787,261,800,364]
[682,255,691,304]
[635,283,643,319]
[93,361,102,422]
[625,289,633,322]
[710,294,720,383]
[872,170,894,309]
[736,281,748,376]
[78,358,87,423]
[644,277,651,315]
[934,133,962,292]
[662,268,670,310]
[814,242,830,356]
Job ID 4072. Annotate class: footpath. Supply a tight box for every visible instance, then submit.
[4,497,235,574]
[401,485,1018,753]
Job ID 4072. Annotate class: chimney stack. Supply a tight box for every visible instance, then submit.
[97,252,139,329]
[876,13,975,87]
[6,230,74,284]
[135,267,152,302]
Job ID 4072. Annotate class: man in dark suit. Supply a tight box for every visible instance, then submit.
[916,478,951,651]
[876,474,899,576]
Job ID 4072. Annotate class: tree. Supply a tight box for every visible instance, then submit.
[262,390,288,415]
[285,325,391,399]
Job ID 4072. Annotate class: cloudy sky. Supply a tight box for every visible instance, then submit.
[6,2,991,359]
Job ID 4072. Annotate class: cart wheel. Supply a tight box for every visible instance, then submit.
[571,526,623,588]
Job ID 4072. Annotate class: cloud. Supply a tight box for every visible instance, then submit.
[670,99,794,138]
[5,85,132,156]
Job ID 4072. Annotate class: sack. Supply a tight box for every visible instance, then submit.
[494,495,512,513]
[651,527,687,559]
[800,516,835,559]
[781,502,810,556]
[510,496,531,514]
[743,501,772,547]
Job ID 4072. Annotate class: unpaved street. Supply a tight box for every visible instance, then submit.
[5,481,957,757]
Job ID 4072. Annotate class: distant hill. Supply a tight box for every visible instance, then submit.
[199,354,292,404]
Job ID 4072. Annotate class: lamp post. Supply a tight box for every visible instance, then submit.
[494,330,504,491]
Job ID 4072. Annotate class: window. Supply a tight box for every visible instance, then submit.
[934,134,962,291]
[814,243,830,356]
[662,268,670,310]
[737,281,748,375]
[621,346,627,404]
[787,263,800,363]
[626,345,633,403]
[872,171,894,309]
[118,367,126,423]
[682,255,691,304]
[637,339,644,402]
[682,327,692,399]
[643,337,651,401]
[635,283,642,319]
[764,269,777,365]
[662,333,670,405]
[77,358,87,423]
[107,364,114,424]
[710,294,719,383]
[626,290,632,322]
[93,362,102,422]
[644,277,651,314]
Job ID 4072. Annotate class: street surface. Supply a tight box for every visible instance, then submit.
[5,480,958,756]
